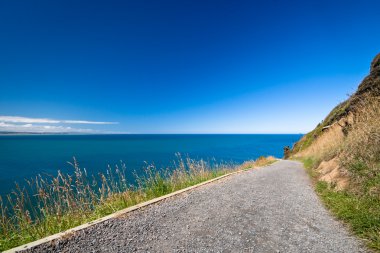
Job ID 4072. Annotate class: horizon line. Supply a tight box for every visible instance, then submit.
[0,132,305,135]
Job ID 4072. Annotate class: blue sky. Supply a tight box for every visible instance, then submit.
[0,0,379,134]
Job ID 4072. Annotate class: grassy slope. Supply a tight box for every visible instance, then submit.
[293,54,380,252]
[292,98,350,154]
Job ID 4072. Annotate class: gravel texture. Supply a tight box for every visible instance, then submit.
[22,160,367,253]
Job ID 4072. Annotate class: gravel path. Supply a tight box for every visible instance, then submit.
[23,160,367,253]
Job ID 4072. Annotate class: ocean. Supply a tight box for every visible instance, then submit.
[0,134,302,196]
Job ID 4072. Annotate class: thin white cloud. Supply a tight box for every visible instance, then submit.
[0,122,98,133]
[0,116,118,125]
[0,116,59,124]
[62,120,118,125]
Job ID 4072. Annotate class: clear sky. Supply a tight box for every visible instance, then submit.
[0,0,379,134]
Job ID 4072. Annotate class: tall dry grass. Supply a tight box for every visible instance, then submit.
[339,96,380,195]
[294,120,345,166]
[0,154,242,251]
[295,96,380,187]
[294,96,380,251]
[240,156,277,170]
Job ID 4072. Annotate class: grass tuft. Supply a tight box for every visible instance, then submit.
[240,156,277,170]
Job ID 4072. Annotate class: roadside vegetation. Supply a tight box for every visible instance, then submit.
[0,154,276,251]
[295,96,380,251]
[240,156,277,170]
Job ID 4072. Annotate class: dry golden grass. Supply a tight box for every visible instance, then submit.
[240,156,277,170]
[339,96,380,194]
[0,154,279,251]
[294,116,348,164]
[292,117,349,188]
[0,154,238,251]
[294,96,380,188]
[295,96,380,251]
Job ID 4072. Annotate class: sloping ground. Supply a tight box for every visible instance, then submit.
[292,53,380,156]
[291,53,380,251]
[22,161,365,253]
[292,53,380,186]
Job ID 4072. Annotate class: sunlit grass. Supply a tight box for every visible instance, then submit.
[293,96,380,252]
[0,154,275,251]
[316,181,380,251]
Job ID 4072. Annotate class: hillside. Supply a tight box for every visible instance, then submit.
[290,53,380,251]
[292,53,380,159]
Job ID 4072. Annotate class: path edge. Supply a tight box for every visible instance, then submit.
[4,162,277,253]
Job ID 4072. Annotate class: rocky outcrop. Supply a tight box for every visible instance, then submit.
[351,53,380,105]
[370,53,380,73]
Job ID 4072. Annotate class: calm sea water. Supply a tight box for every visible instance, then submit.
[0,134,301,196]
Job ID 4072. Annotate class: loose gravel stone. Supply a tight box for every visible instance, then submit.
[22,160,367,253]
